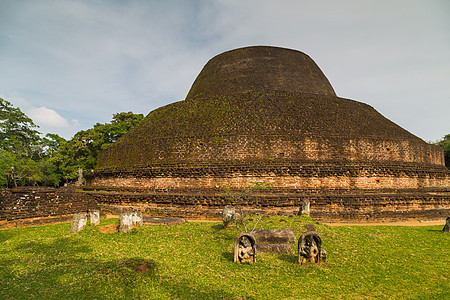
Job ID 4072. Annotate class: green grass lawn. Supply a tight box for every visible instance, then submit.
[0,216,448,299]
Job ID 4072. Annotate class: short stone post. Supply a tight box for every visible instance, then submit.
[75,168,83,186]
[119,212,133,233]
[90,210,100,226]
[222,205,236,228]
[132,211,143,227]
[299,199,310,217]
[70,213,87,233]
[443,217,450,232]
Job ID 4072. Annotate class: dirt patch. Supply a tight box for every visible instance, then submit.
[134,263,150,274]
[99,224,118,233]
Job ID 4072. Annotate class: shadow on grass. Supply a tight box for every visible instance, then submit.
[277,253,298,264]
[1,234,241,299]
[0,229,15,243]
[210,224,224,231]
[222,251,234,262]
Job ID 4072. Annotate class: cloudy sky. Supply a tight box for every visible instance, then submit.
[0,0,449,142]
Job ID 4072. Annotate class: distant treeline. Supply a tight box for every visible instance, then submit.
[0,97,143,187]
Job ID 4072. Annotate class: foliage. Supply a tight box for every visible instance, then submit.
[57,112,144,181]
[436,134,450,168]
[0,148,43,187]
[0,97,143,187]
[0,98,41,159]
[0,218,448,299]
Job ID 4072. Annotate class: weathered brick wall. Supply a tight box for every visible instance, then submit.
[88,161,449,190]
[0,187,97,222]
[84,187,450,221]
[98,134,445,170]
[1,185,448,224]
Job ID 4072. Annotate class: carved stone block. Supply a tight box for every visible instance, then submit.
[119,212,133,233]
[222,205,236,228]
[256,243,291,253]
[70,213,87,233]
[90,210,100,226]
[234,233,256,263]
[251,229,296,244]
[298,231,326,264]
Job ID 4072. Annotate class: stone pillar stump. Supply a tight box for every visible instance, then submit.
[222,205,236,228]
[132,211,143,227]
[443,217,450,232]
[90,210,100,226]
[299,199,310,217]
[70,213,87,233]
[119,212,133,233]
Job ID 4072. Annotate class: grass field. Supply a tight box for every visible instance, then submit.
[1,216,448,299]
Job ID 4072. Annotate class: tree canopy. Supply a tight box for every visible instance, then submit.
[57,112,144,180]
[436,134,450,168]
[0,97,143,187]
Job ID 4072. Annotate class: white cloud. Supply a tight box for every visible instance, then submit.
[28,106,70,128]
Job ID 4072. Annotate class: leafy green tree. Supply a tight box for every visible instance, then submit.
[0,98,45,187]
[0,150,43,187]
[57,112,144,181]
[0,150,16,187]
[0,99,143,186]
[0,98,41,158]
[436,134,450,168]
[38,134,66,186]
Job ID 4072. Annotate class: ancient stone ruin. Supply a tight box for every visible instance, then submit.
[0,45,442,227]
[84,46,448,221]
[90,210,100,226]
[70,213,87,233]
[443,217,450,232]
[298,231,327,264]
[222,205,236,228]
[252,229,295,253]
[299,199,310,217]
[119,212,133,233]
[234,233,257,263]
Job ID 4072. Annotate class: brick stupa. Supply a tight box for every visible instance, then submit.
[86,46,449,221]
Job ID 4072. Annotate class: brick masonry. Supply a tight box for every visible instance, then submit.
[0,187,97,227]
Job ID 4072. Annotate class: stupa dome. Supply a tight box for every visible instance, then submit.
[88,46,448,222]
[96,46,436,169]
[186,46,336,100]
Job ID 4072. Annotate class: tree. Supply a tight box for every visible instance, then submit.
[0,98,41,158]
[0,150,43,187]
[57,112,144,181]
[436,134,450,168]
[0,98,45,187]
[38,134,66,186]
[0,98,144,187]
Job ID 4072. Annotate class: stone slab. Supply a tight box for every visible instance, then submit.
[143,216,186,225]
[256,243,292,253]
[251,229,296,244]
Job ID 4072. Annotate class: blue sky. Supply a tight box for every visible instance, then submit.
[0,0,449,141]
